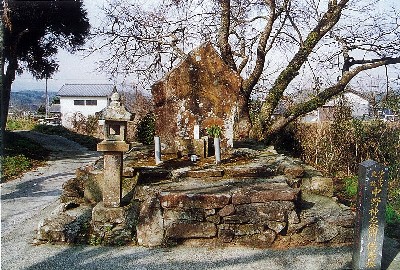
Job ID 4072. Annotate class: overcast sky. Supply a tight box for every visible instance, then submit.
[11,0,400,94]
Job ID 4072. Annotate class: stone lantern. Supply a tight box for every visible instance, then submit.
[97,88,132,207]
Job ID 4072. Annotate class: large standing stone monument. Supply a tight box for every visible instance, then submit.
[152,42,251,155]
[352,160,389,270]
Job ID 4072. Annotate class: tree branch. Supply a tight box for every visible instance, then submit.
[265,56,400,138]
[242,0,278,97]
[259,0,350,135]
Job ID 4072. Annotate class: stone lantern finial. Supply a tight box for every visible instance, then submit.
[110,90,121,107]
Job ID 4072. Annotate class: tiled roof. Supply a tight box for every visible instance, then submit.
[57,84,114,97]
[49,104,61,113]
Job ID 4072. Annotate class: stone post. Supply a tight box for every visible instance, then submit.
[154,136,162,165]
[214,137,221,164]
[194,124,200,140]
[352,160,388,270]
[102,152,123,207]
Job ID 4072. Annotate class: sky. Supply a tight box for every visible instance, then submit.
[11,1,112,93]
[10,0,400,95]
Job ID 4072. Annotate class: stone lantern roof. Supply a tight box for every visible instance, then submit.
[103,87,132,121]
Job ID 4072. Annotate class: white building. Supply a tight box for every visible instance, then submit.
[58,84,114,127]
[302,92,370,122]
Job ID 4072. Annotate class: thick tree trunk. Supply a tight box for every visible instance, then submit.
[217,0,237,71]
[260,0,349,139]
[1,50,17,131]
[1,18,5,171]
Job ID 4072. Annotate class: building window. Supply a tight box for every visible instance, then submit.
[74,100,85,105]
[86,100,97,106]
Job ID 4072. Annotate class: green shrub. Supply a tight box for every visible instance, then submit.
[1,155,32,181]
[1,131,50,182]
[6,117,37,131]
[136,113,155,145]
[344,175,358,198]
[386,203,400,225]
[206,125,222,138]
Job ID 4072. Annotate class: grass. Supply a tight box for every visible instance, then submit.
[2,118,100,182]
[344,175,358,198]
[1,131,50,182]
[33,125,100,151]
[6,117,37,131]
[334,173,400,240]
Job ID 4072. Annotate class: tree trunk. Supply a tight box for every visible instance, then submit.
[1,17,5,170]
[1,48,17,131]
[260,0,349,138]
[217,0,237,71]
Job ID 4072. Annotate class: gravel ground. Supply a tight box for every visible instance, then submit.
[1,131,399,270]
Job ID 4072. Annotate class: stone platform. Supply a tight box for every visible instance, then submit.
[135,177,300,247]
[35,146,355,248]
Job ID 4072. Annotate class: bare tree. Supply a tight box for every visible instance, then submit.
[92,0,400,139]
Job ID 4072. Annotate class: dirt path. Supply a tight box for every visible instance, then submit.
[1,131,100,234]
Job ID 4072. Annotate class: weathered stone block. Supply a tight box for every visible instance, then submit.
[223,214,250,224]
[92,202,126,224]
[326,208,355,228]
[232,183,300,204]
[232,224,263,236]
[266,221,287,234]
[159,192,230,209]
[224,164,276,178]
[218,229,234,243]
[61,177,84,204]
[90,202,138,246]
[301,176,334,197]
[164,208,204,228]
[83,170,104,203]
[331,227,354,244]
[284,164,305,178]
[186,168,224,178]
[315,221,339,243]
[36,206,93,244]
[165,222,217,239]
[235,229,276,248]
[205,214,221,224]
[136,197,164,247]
[218,204,235,217]
[234,201,295,223]
[278,160,305,178]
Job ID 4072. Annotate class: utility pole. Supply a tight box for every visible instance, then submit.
[45,76,48,119]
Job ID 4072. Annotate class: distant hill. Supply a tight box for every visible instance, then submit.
[10,90,57,112]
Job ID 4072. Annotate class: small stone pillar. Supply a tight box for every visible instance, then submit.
[97,88,132,208]
[214,137,221,164]
[154,136,162,165]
